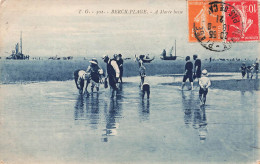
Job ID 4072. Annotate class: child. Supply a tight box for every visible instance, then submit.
[141,78,150,99]
[240,62,246,79]
[199,69,211,105]
[139,64,150,99]
[139,65,146,86]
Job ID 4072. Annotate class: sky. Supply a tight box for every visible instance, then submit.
[0,0,259,59]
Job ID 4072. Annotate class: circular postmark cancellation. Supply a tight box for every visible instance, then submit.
[193,1,244,52]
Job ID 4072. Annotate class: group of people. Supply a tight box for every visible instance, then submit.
[240,61,259,79]
[74,58,103,94]
[74,53,259,106]
[74,53,210,105]
[74,54,124,98]
[181,55,211,105]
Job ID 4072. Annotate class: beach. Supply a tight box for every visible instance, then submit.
[0,72,259,164]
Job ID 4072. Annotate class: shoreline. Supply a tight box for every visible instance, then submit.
[161,79,260,91]
[1,77,259,92]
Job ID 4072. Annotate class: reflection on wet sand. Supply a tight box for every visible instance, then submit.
[198,106,207,142]
[181,91,208,142]
[139,99,150,122]
[102,98,123,142]
[86,93,100,129]
[74,95,85,120]
[74,93,101,130]
[74,92,124,142]
[181,91,194,127]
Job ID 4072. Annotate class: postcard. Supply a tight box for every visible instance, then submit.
[0,0,259,163]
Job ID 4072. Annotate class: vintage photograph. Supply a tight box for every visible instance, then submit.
[0,0,259,163]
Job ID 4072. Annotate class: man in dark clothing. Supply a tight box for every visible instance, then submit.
[240,62,247,79]
[117,54,124,83]
[103,55,120,98]
[193,54,202,81]
[181,56,194,90]
[246,65,253,79]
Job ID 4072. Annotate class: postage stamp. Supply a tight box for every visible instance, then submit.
[225,0,259,41]
[188,0,259,51]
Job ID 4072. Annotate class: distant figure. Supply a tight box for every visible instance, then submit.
[252,61,259,79]
[209,57,212,62]
[246,65,253,79]
[193,54,202,81]
[117,54,124,83]
[199,69,211,105]
[162,49,166,58]
[86,58,103,92]
[139,64,146,86]
[240,62,247,79]
[181,56,194,90]
[102,55,120,98]
[74,69,88,94]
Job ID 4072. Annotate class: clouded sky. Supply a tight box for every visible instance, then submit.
[0,0,259,59]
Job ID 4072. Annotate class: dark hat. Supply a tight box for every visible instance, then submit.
[89,58,98,64]
[102,55,109,59]
[102,55,109,62]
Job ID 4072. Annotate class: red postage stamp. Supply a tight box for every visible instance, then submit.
[225,0,259,41]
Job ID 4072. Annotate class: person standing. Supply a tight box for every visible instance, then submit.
[139,64,146,86]
[141,75,150,99]
[117,54,124,83]
[246,65,253,79]
[253,61,259,79]
[193,54,202,81]
[199,69,211,105]
[240,62,247,79]
[135,54,144,67]
[86,58,103,92]
[102,55,120,98]
[181,56,194,90]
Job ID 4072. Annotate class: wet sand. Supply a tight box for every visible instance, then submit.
[0,74,259,164]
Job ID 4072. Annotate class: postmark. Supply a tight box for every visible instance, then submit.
[189,0,244,52]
